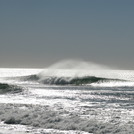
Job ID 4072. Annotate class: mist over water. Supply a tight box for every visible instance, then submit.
[48,59,111,70]
[38,60,112,79]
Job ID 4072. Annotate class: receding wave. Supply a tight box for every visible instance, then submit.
[0,83,23,94]
[20,74,125,86]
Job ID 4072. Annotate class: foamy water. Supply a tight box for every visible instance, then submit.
[0,68,134,133]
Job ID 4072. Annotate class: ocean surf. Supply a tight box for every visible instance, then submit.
[0,68,134,134]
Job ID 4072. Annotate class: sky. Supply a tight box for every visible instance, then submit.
[0,0,134,69]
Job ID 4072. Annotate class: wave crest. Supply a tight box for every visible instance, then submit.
[0,83,23,94]
[21,74,124,86]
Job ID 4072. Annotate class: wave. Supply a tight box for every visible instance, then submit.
[19,74,40,81]
[0,83,23,94]
[40,76,124,85]
[20,74,125,86]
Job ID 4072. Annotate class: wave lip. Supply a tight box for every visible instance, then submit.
[0,83,23,94]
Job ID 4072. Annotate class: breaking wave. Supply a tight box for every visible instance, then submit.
[0,83,23,94]
[40,76,125,85]
[20,74,125,86]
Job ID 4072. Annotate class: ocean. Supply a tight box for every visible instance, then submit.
[0,68,134,134]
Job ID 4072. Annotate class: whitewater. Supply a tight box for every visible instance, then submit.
[0,67,134,133]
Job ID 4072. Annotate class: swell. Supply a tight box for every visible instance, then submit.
[0,83,23,94]
[20,74,125,86]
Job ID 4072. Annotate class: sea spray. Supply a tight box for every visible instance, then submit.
[38,60,111,78]
[48,60,110,70]
[38,60,134,83]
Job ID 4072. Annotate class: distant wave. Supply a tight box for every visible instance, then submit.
[19,74,39,81]
[20,74,125,86]
[0,83,23,94]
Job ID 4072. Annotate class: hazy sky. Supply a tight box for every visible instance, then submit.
[0,0,134,69]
